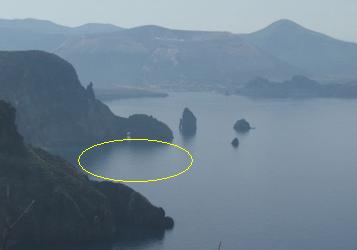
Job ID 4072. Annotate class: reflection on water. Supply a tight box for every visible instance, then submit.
[19,223,167,250]
[81,141,190,181]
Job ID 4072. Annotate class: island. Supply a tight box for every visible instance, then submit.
[231,138,239,148]
[179,108,197,136]
[233,119,252,133]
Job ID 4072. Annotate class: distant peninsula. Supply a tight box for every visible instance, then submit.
[236,76,357,99]
[95,86,168,101]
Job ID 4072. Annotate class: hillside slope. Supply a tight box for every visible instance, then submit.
[0,100,173,248]
[2,18,357,88]
[243,19,357,81]
[55,25,299,87]
[0,18,123,51]
[0,50,173,149]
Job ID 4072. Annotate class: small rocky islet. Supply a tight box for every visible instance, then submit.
[179,108,197,136]
[231,118,254,147]
[231,138,239,148]
[233,119,252,133]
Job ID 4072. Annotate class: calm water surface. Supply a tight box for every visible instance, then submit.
[82,92,357,250]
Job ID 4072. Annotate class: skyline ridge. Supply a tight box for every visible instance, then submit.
[0,17,356,44]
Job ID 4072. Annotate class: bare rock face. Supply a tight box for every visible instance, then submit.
[179,108,197,136]
[233,119,252,133]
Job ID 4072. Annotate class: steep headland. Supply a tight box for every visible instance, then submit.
[0,51,173,150]
[0,100,173,249]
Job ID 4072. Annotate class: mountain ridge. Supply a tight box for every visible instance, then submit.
[243,19,357,81]
[0,18,123,34]
[1,18,357,88]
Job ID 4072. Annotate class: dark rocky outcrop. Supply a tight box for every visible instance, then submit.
[0,51,173,150]
[233,119,252,133]
[231,138,239,148]
[0,101,173,249]
[86,82,96,100]
[179,108,197,136]
[0,101,26,155]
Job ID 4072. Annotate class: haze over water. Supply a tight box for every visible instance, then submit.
[84,92,357,250]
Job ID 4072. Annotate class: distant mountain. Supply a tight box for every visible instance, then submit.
[0,18,123,51]
[243,19,357,81]
[55,25,298,87]
[0,50,173,149]
[0,100,173,248]
[0,18,123,34]
[71,23,123,35]
[237,75,357,98]
[1,18,357,89]
[0,18,69,33]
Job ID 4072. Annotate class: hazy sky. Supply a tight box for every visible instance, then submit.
[1,0,357,42]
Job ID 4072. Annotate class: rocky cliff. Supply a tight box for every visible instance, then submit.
[0,51,173,150]
[0,101,173,249]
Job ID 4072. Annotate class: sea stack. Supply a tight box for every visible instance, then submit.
[233,119,252,133]
[179,108,197,136]
[231,138,239,148]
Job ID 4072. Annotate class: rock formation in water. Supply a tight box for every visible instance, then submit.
[233,119,252,133]
[0,101,173,249]
[0,51,173,150]
[179,108,197,136]
[231,138,239,148]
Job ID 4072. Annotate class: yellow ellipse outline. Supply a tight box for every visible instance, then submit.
[77,138,194,183]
